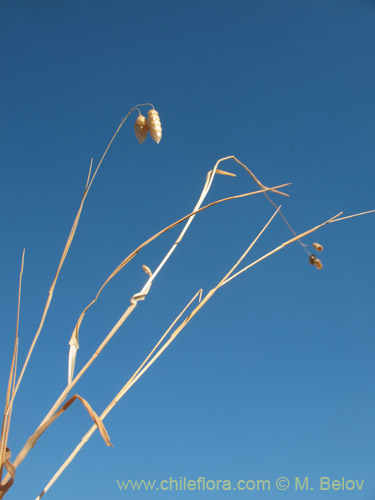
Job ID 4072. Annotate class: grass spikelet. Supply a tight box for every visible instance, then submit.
[314,258,323,270]
[312,242,324,252]
[147,109,162,144]
[134,114,148,143]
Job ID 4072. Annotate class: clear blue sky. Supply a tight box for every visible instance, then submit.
[1,1,375,499]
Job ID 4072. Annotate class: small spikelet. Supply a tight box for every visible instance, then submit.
[312,242,324,252]
[134,114,148,144]
[147,109,162,144]
[314,258,323,270]
[309,254,316,265]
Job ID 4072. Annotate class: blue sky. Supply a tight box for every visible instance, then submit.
[1,1,375,499]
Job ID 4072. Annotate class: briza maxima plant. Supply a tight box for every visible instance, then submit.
[0,103,374,499]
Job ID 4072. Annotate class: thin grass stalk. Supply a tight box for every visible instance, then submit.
[9,103,152,409]
[223,156,310,253]
[0,250,24,481]
[127,289,203,386]
[0,346,17,489]
[33,290,207,500]
[220,156,288,198]
[328,209,375,222]
[9,161,92,406]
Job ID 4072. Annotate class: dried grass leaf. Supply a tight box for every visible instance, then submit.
[15,394,112,469]
[70,395,113,447]
[67,342,78,385]
[216,169,236,177]
[142,265,152,276]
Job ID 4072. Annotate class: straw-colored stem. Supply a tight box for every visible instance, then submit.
[9,103,152,410]
[33,290,205,500]
[329,209,375,222]
[85,103,153,192]
[8,163,91,408]
[128,290,203,385]
[0,250,24,482]
[223,156,308,253]
[220,156,288,198]
[10,301,136,473]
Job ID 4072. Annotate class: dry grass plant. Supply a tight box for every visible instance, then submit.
[0,103,373,499]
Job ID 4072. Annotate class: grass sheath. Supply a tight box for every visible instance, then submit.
[1,104,373,499]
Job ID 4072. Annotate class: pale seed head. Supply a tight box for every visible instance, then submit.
[314,258,323,270]
[309,254,316,265]
[312,242,324,252]
[134,114,148,144]
[147,109,162,144]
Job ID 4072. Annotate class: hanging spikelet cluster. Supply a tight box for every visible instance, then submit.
[309,241,324,270]
[133,108,162,144]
